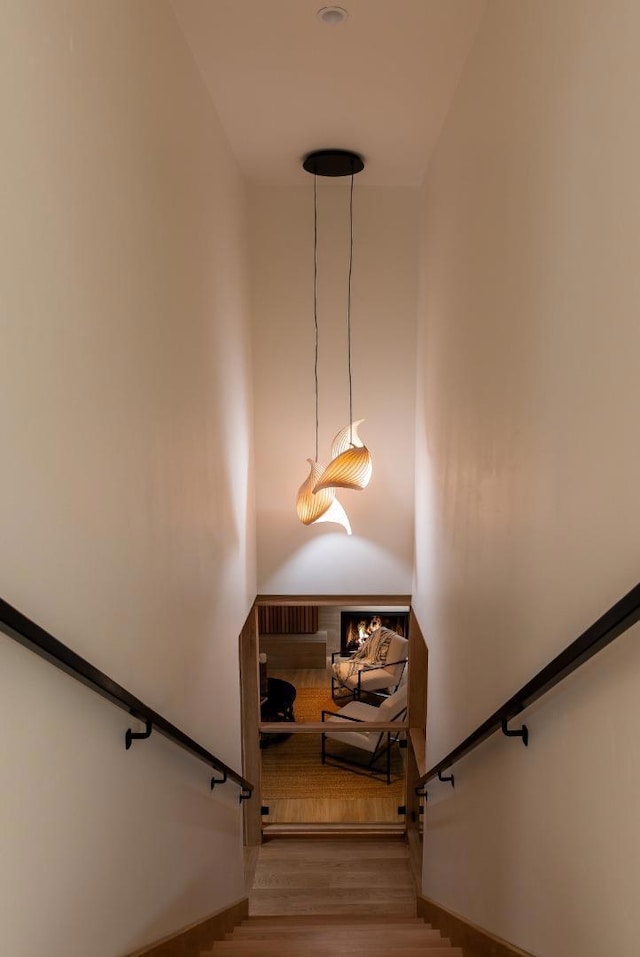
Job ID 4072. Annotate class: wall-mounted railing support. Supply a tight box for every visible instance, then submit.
[413,584,639,797]
[438,770,455,788]
[210,770,228,790]
[239,787,252,803]
[0,596,254,800]
[501,717,528,747]
[126,718,153,750]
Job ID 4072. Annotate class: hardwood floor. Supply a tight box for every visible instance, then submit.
[267,666,329,689]
[248,837,417,916]
[262,664,404,826]
[264,797,402,824]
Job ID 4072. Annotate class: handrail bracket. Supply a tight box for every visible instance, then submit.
[210,771,228,790]
[438,770,455,788]
[126,718,153,750]
[501,717,528,747]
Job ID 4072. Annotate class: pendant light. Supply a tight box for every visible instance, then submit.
[303,150,373,495]
[295,164,351,534]
[313,419,372,493]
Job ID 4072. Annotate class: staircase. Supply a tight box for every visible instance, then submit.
[206,837,464,957]
[203,915,462,956]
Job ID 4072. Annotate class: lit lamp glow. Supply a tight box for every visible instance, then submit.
[314,420,373,492]
[296,459,352,534]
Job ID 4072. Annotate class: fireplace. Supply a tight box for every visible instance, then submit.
[340,610,409,656]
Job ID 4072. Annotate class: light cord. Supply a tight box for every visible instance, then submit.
[347,170,354,446]
[314,173,319,463]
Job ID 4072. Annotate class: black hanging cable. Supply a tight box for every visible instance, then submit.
[314,173,319,463]
[347,169,355,446]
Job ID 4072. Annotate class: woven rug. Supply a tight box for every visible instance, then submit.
[261,686,404,800]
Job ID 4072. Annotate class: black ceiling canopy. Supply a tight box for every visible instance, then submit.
[302,148,365,177]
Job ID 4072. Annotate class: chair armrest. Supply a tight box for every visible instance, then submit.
[355,657,409,694]
[357,656,407,673]
[321,709,340,721]
[331,650,355,663]
[321,709,365,724]
[378,656,409,670]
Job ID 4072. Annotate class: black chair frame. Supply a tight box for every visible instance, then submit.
[330,650,408,701]
[320,706,407,785]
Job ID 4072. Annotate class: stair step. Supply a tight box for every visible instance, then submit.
[249,888,415,915]
[202,939,463,957]
[239,916,428,926]
[228,927,444,940]
[262,824,406,838]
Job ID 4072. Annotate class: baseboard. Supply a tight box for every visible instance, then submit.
[417,894,535,957]
[406,828,423,891]
[126,897,248,957]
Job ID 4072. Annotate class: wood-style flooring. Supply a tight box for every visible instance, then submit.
[248,837,417,916]
[262,665,404,826]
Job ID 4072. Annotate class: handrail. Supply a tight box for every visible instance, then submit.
[0,596,253,798]
[416,583,640,791]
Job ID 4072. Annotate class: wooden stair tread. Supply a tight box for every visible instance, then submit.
[229,928,444,939]
[242,915,426,924]
[205,949,460,957]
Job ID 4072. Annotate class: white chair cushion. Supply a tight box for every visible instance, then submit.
[377,684,408,720]
[343,667,398,692]
[324,688,407,753]
[323,701,381,753]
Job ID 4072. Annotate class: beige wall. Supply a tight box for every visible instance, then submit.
[0,3,255,955]
[251,185,418,595]
[413,2,640,955]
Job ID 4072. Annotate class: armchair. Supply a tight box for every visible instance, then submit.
[331,627,408,701]
[321,684,408,784]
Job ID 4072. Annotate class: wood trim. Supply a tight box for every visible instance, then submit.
[416,895,536,957]
[255,594,412,607]
[126,897,248,957]
[260,721,409,733]
[408,609,428,730]
[405,609,428,848]
[263,823,405,837]
[409,728,426,777]
[406,827,423,891]
[239,603,262,846]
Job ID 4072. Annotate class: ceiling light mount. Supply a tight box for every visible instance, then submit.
[316,6,350,26]
[303,149,364,178]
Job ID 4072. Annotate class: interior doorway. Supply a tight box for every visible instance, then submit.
[239,596,427,844]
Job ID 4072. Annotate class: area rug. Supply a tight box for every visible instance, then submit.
[261,686,404,801]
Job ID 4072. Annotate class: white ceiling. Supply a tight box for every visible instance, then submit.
[171,0,486,187]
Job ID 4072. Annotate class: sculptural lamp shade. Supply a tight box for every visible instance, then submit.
[313,419,373,492]
[296,459,352,535]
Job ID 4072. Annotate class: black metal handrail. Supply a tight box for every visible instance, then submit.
[0,596,253,799]
[416,583,640,792]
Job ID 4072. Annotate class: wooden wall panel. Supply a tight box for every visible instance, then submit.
[258,605,319,635]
